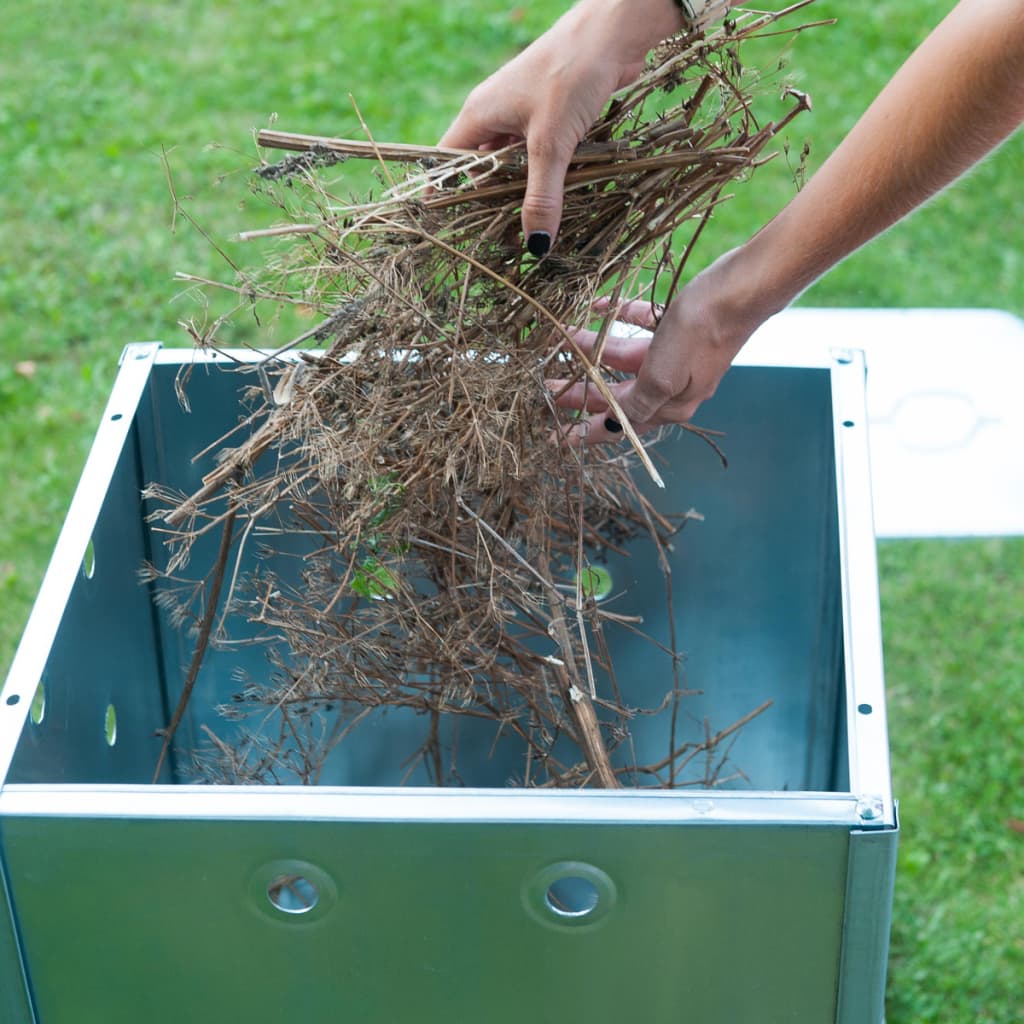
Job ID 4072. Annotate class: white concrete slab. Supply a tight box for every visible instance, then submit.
[744,308,1024,538]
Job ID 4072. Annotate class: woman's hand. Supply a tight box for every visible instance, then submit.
[438,0,684,254]
[549,250,770,443]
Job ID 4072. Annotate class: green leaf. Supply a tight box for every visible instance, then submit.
[576,565,613,601]
[351,559,400,600]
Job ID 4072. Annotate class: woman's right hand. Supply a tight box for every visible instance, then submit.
[438,0,685,254]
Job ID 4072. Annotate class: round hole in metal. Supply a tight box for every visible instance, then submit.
[842,419,855,428]
[5,694,20,707]
[110,413,123,421]
[857,703,873,715]
[545,876,600,919]
[83,538,96,579]
[251,860,337,923]
[267,874,320,915]
[524,861,615,930]
[30,682,45,725]
[104,703,117,746]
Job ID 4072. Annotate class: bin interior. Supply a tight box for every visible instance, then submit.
[8,356,845,792]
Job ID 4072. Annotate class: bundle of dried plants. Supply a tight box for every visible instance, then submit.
[148,3,821,788]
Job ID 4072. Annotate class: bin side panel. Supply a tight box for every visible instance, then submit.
[0,842,36,1023]
[617,365,843,792]
[8,417,168,785]
[5,816,849,1024]
[836,825,899,1024]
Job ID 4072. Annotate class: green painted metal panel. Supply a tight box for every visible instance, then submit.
[4,816,849,1024]
[0,839,35,1024]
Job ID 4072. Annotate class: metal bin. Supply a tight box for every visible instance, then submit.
[0,342,897,1023]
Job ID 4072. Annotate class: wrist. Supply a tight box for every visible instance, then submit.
[570,0,687,62]
[698,243,796,338]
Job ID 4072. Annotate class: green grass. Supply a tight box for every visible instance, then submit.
[880,539,1024,1022]
[1,2,1021,1020]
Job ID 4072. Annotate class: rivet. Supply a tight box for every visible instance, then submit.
[856,795,884,821]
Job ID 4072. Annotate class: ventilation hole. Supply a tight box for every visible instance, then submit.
[836,355,853,365]
[842,420,855,428]
[251,860,335,923]
[83,538,96,579]
[267,874,320,915]
[857,703,873,715]
[5,694,20,707]
[110,413,123,421]
[30,682,46,725]
[134,351,149,360]
[544,876,600,919]
[104,703,117,746]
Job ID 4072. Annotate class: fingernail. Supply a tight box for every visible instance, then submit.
[527,232,551,257]
[604,417,623,434]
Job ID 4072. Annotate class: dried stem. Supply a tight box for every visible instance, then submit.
[153,505,238,782]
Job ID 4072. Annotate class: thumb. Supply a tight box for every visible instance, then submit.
[614,374,671,430]
[522,127,575,255]
[438,112,497,153]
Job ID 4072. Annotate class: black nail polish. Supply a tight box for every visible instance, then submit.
[527,231,551,257]
[604,417,623,434]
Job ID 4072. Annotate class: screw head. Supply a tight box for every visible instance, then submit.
[856,795,884,821]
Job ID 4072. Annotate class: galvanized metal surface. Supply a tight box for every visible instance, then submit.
[836,825,900,1024]
[0,842,35,1024]
[0,343,165,787]
[0,784,877,827]
[0,344,895,1022]
[830,350,893,824]
[3,814,852,1024]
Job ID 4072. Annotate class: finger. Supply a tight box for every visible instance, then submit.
[621,364,716,427]
[431,119,511,196]
[477,136,519,152]
[545,379,612,412]
[592,296,663,330]
[437,109,501,151]
[522,126,576,254]
[564,329,650,375]
[562,411,657,448]
[616,371,674,427]
[645,390,707,424]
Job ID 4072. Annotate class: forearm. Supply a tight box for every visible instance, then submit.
[554,0,731,72]
[726,0,1024,321]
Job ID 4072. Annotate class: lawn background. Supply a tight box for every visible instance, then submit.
[1,2,1021,1019]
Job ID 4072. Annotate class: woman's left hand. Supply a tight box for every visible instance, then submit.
[548,251,765,444]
